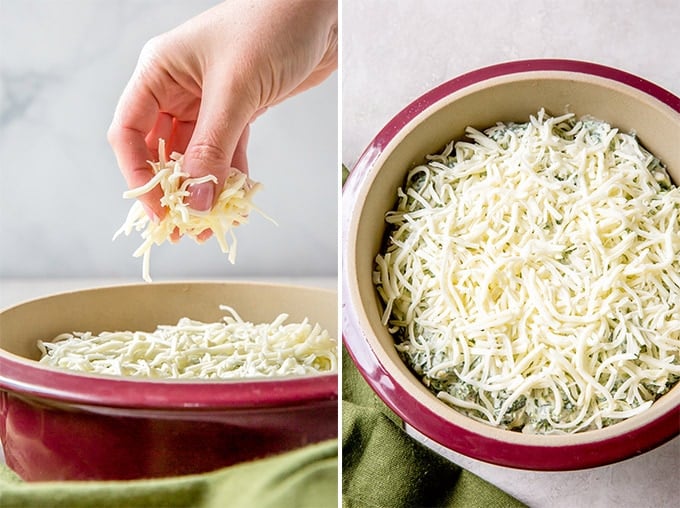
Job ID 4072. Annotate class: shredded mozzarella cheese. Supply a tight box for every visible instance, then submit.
[37,306,337,379]
[114,139,272,282]
[374,109,680,434]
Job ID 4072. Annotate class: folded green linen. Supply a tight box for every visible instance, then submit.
[0,438,338,508]
[342,347,526,508]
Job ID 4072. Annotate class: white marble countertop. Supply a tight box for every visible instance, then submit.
[407,426,679,508]
[342,1,679,506]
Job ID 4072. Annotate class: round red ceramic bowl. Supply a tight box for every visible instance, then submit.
[342,59,680,471]
[0,281,338,481]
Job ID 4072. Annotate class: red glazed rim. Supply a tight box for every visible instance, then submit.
[0,356,338,410]
[342,59,680,471]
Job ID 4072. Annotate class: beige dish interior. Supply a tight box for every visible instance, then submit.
[348,72,680,446]
[0,282,338,366]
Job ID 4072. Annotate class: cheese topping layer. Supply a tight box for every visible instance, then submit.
[114,139,270,282]
[38,306,337,379]
[374,110,680,434]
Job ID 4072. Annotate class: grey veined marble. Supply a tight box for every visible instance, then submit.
[0,0,338,279]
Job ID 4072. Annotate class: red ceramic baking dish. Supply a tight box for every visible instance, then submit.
[342,59,680,471]
[0,281,338,481]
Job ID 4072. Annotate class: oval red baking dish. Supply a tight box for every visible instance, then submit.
[0,281,338,481]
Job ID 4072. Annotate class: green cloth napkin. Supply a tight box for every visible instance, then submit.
[342,347,526,508]
[0,439,337,508]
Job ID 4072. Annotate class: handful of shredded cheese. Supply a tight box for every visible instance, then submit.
[37,306,337,379]
[374,109,680,434]
[114,139,270,282]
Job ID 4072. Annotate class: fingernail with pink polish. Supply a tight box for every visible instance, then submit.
[188,182,214,211]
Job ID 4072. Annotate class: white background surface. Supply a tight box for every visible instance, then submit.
[342,0,680,507]
[0,0,338,280]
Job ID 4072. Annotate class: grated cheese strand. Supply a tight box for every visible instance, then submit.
[113,139,275,282]
[374,109,680,434]
[37,306,337,379]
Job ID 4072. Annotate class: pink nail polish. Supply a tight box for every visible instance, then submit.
[188,182,214,211]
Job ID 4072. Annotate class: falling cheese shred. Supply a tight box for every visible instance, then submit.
[114,139,272,282]
[374,109,680,434]
[37,306,337,379]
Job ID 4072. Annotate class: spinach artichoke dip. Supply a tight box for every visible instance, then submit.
[39,306,337,379]
[374,109,680,434]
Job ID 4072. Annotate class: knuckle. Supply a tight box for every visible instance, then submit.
[139,34,168,63]
[135,34,174,83]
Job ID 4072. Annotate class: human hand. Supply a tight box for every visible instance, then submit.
[108,0,338,224]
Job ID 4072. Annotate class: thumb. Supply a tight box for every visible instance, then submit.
[184,78,255,211]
